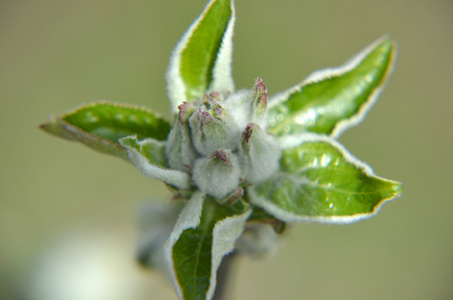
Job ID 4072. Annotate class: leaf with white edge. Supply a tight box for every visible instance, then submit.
[166,194,250,300]
[39,101,171,161]
[250,134,402,224]
[267,37,396,138]
[40,115,129,161]
[119,136,191,190]
[167,0,235,112]
[120,135,167,168]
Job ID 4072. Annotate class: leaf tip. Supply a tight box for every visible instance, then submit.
[38,115,56,131]
[392,180,403,196]
[374,35,398,66]
[38,115,74,141]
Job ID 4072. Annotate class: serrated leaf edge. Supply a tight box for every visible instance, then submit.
[39,115,130,161]
[121,135,168,167]
[268,36,397,139]
[205,208,251,300]
[208,0,236,96]
[39,100,171,160]
[120,136,191,190]
[167,0,235,113]
[250,133,402,224]
[165,191,205,300]
[61,100,169,121]
[330,38,397,139]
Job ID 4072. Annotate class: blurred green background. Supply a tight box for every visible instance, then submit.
[1,0,452,299]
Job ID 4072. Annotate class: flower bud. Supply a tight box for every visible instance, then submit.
[251,77,268,129]
[178,101,195,124]
[189,99,239,155]
[223,90,253,130]
[192,149,241,199]
[165,102,197,171]
[239,123,281,184]
[209,91,222,101]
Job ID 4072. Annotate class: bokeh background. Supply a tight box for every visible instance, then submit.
[1,0,452,299]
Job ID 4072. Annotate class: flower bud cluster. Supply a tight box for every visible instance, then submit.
[165,79,281,201]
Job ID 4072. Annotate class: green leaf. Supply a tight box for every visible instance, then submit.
[250,134,402,223]
[166,192,250,300]
[61,101,171,141]
[119,135,167,168]
[167,0,235,112]
[267,37,396,138]
[39,101,171,161]
[119,136,191,190]
[40,114,129,161]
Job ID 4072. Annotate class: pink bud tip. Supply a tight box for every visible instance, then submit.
[200,110,215,124]
[178,102,190,124]
[242,123,254,143]
[254,77,266,91]
[253,77,268,108]
[213,150,229,164]
[210,91,221,100]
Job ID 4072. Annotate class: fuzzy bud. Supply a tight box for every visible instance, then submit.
[165,102,197,171]
[251,77,268,128]
[209,91,222,101]
[192,149,241,199]
[239,123,281,184]
[178,101,195,124]
[189,99,239,155]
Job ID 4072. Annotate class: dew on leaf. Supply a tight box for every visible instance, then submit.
[320,154,331,167]
[128,115,139,122]
[89,116,99,123]
[312,157,319,167]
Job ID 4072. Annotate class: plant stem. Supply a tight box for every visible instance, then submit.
[212,252,237,300]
